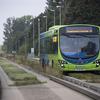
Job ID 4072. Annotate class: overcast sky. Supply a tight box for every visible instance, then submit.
[0,0,47,45]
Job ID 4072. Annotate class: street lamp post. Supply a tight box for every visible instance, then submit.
[32,18,35,57]
[43,16,47,31]
[17,39,20,53]
[56,5,62,25]
[33,18,34,49]
[24,35,27,57]
[50,9,55,26]
[38,18,40,57]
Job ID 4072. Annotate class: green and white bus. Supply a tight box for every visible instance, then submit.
[40,24,100,72]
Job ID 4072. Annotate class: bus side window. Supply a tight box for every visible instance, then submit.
[46,37,51,54]
[41,35,58,54]
[40,39,46,54]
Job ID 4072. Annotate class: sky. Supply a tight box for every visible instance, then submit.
[0,0,47,45]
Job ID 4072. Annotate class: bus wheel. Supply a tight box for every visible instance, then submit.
[63,71,69,75]
[47,59,49,67]
[52,60,54,68]
[93,71,100,75]
[41,59,45,68]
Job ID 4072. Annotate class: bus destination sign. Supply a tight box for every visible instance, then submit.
[66,27,93,33]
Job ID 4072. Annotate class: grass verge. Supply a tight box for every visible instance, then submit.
[69,73,100,83]
[0,58,41,86]
[14,55,63,78]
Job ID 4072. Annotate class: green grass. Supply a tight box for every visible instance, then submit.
[0,58,41,86]
[14,55,63,78]
[69,73,100,83]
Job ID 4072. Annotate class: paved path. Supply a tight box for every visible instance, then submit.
[0,59,93,100]
[89,83,100,88]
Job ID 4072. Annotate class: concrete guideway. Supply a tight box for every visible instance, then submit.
[1,87,25,100]
[0,66,14,86]
[17,79,93,100]
[0,66,25,100]
[50,75,100,100]
[0,59,93,100]
[89,83,100,88]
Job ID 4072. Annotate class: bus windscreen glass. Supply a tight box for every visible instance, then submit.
[60,26,99,64]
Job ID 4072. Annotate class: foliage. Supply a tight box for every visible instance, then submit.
[64,0,100,25]
[69,73,100,83]
[3,16,33,54]
[14,54,63,78]
[18,44,28,55]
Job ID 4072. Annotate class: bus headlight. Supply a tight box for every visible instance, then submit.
[92,59,100,67]
[58,60,68,64]
[95,59,100,67]
[96,63,99,66]
[61,64,64,67]
[93,59,100,64]
[96,59,100,63]
[96,63,99,67]
[58,60,68,68]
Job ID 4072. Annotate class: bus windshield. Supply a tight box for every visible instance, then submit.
[60,33,99,59]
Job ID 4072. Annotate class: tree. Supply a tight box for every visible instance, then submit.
[3,15,33,54]
[3,17,16,53]
[64,0,100,25]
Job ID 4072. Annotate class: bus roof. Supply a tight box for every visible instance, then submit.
[48,24,100,31]
[40,24,100,38]
[48,25,65,31]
